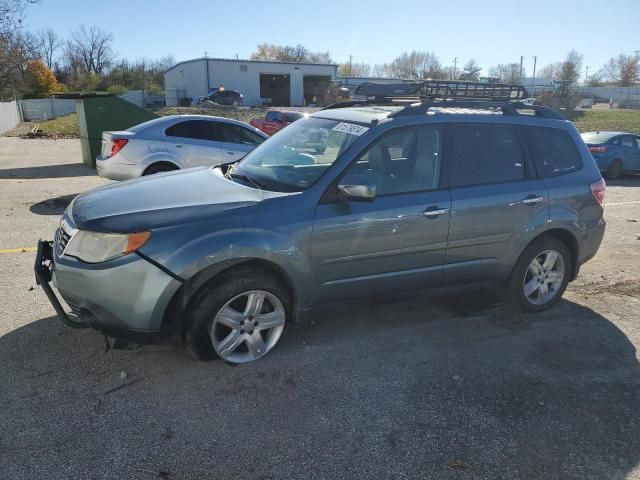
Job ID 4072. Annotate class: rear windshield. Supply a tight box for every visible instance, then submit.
[284,112,304,122]
[127,117,171,133]
[581,132,618,144]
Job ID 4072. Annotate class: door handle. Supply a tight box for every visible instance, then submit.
[173,144,183,148]
[226,151,237,155]
[420,207,449,218]
[521,195,544,205]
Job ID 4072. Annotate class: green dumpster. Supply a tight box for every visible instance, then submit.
[57,93,159,168]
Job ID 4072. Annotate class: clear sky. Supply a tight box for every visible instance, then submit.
[24,0,639,77]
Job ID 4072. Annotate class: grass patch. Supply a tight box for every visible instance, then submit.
[4,106,639,139]
[2,113,79,138]
[564,109,640,134]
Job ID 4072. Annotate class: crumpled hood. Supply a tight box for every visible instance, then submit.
[70,167,288,232]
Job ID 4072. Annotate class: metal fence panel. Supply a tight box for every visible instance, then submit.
[0,101,21,134]
[118,90,144,107]
[20,98,75,121]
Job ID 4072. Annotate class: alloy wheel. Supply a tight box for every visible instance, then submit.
[523,249,566,306]
[211,290,285,363]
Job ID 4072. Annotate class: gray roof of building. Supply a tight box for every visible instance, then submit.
[165,57,338,73]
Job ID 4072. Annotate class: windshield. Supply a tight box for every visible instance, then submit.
[232,117,365,192]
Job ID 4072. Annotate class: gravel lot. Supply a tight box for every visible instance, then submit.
[1,137,639,480]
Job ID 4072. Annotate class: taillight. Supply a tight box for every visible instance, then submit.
[590,178,606,206]
[588,145,607,154]
[110,138,128,157]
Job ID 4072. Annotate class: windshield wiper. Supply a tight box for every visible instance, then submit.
[227,172,265,191]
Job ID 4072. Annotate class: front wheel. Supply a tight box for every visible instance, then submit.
[184,269,290,363]
[508,237,572,313]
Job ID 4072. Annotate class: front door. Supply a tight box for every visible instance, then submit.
[443,124,548,282]
[311,124,451,303]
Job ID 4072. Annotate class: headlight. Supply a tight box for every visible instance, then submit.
[64,230,151,263]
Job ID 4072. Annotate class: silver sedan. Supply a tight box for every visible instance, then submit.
[96,115,268,180]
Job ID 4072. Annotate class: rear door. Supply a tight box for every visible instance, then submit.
[443,123,548,282]
[164,120,223,168]
[217,123,266,163]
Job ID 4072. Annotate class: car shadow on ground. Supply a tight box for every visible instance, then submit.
[0,163,95,179]
[1,290,639,479]
[29,193,78,215]
[606,175,640,187]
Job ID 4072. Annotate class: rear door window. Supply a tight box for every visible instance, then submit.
[447,125,526,188]
[523,127,583,177]
[165,120,216,141]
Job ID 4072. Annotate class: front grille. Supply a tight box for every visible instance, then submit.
[55,224,71,255]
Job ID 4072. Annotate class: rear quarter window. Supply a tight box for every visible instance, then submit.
[524,127,583,177]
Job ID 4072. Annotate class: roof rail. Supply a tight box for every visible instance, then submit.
[388,100,565,120]
[355,80,528,101]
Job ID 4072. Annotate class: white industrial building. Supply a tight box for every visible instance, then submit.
[164,57,338,107]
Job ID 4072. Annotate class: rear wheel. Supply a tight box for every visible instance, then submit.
[508,237,572,312]
[143,162,179,176]
[184,268,290,363]
[605,160,623,180]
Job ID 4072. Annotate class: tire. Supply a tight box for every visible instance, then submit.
[184,268,291,363]
[507,236,573,313]
[605,160,623,180]
[143,163,179,176]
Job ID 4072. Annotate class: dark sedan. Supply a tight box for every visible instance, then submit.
[197,89,244,107]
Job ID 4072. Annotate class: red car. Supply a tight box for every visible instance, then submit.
[250,110,304,136]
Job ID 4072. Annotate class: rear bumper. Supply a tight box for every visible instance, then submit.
[35,238,182,343]
[96,155,143,180]
[575,217,606,278]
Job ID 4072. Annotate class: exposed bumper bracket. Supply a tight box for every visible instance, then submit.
[34,240,89,329]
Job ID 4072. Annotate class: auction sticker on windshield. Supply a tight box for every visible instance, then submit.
[332,122,369,136]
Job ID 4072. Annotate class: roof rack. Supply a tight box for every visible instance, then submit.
[388,100,565,120]
[354,80,528,101]
[321,80,564,120]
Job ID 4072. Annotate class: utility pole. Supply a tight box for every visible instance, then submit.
[532,56,537,94]
[349,54,353,77]
[453,57,457,79]
[519,56,524,82]
[585,66,589,86]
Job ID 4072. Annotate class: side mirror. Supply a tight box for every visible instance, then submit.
[338,174,376,202]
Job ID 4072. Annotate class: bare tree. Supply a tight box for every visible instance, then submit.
[65,25,114,75]
[338,61,371,77]
[459,59,482,81]
[488,63,525,84]
[250,43,332,64]
[559,49,583,83]
[0,0,38,39]
[381,51,443,79]
[371,63,387,78]
[37,27,60,68]
[538,62,562,80]
[599,53,639,86]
